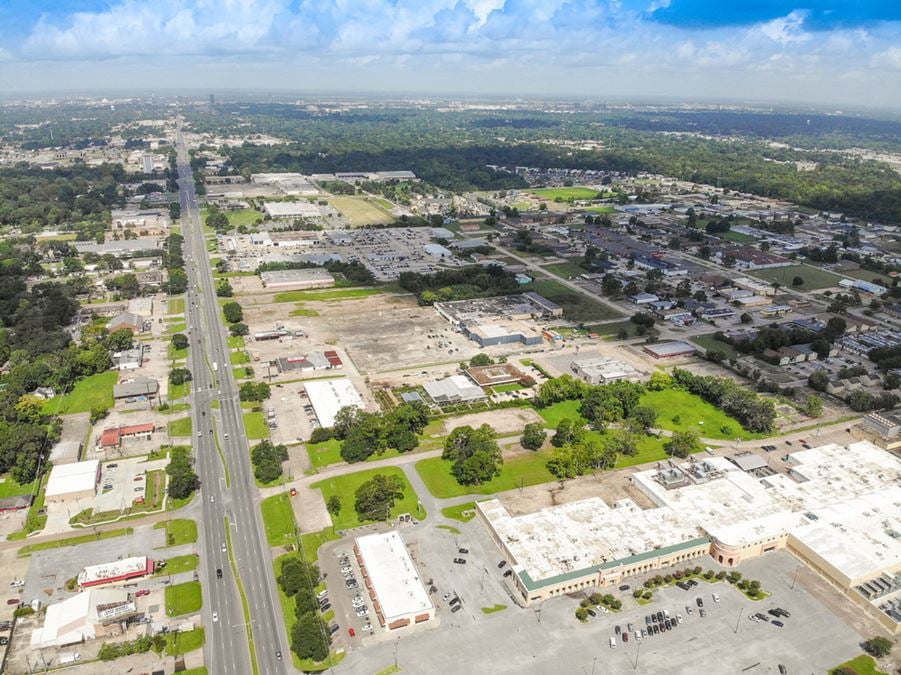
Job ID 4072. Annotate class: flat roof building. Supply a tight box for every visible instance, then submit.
[642,341,696,359]
[260,268,335,290]
[424,375,487,404]
[465,363,526,387]
[263,201,321,219]
[78,556,154,589]
[98,423,156,449]
[354,531,434,630]
[113,377,159,401]
[30,588,138,648]
[45,460,100,503]
[571,356,642,385]
[303,378,364,428]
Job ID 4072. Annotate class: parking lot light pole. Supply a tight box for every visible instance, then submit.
[590,656,598,675]
[733,605,745,634]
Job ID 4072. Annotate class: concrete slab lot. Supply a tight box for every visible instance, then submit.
[338,549,863,675]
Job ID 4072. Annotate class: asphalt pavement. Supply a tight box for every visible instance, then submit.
[176,121,288,675]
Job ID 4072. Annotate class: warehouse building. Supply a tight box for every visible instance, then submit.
[423,375,487,404]
[77,556,155,589]
[263,201,321,219]
[354,530,434,631]
[44,460,100,504]
[570,356,642,385]
[303,378,364,428]
[642,341,696,359]
[113,377,159,402]
[30,589,138,648]
[260,268,335,290]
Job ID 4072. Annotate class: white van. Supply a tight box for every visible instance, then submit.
[609,636,616,649]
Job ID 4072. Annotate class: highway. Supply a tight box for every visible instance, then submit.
[176,120,288,675]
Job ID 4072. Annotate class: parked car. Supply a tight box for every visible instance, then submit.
[712,593,720,603]
[451,604,462,613]
[614,625,621,634]
[458,548,469,554]
[135,589,150,597]
[5,599,19,606]
[320,603,331,613]
[699,609,707,618]
[696,597,704,607]
[503,570,513,578]
[618,584,630,591]
[348,628,355,637]
[362,623,373,632]
[453,558,467,565]
[772,620,784,628]
[329,624,340,635]
[586,609,596,618]
[497,561,507,569]
[622,632,629,643]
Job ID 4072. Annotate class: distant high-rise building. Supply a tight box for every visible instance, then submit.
[209,93,215,105]
[142,154,154,174]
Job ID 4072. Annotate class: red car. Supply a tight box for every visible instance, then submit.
[289,488,297,497]
[6,599,19,606]
[348,627,356,638]
[135,590,150,597]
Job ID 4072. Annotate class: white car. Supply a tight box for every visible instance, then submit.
[362,623,373,632]
[355,608,367,617]
[9,580,24,588]
[221,543,227,553]
[712,593,720,603]
[212,612,218,623]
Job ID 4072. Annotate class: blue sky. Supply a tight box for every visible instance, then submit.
[1,1,900,107]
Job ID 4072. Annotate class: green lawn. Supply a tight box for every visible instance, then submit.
[829,655,887,675]
[690,333,741,360]
[586,319,642,340]
[370,197,394,209]
[273,288,383,303]
[492,382,525,394]
[720,230,758,243]
[165,322,187,334]
[481,604,508,614]
[41,371,117,415]
[168,381,190,400]
[540,260,586,278]
[536,399,586,428]
[168,344,188,360]
[167,297,185,315]
[842,268,895,285]
[640,389,762,440]
[155,554,199,576]
[230,350,250,365]
[306,439,343,469]
[165,581,203,616]
[0,476,37,499]
[528,279,622,322]
[166,627,205,656]
[244,411,269,440]
[329,195,395,227]
[583,205,616,214]
[748,264,846,291]
[441,502,478,522]
[312,467,425,530]
[416,450,557,499]
[300,528,340,563]
[227,335,245,349]
[19,528,133,557]
[530,187,599,201]
[155,519,198,547]
[168,416,192,437]
[290,306,321,317]
[225,208,263,227]
[261,493,297,547]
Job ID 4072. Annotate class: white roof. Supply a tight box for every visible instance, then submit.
[423,375,486,402]
[304,378,363,428]
[356,530,432,621]
[78,556,151,585]
[263,201,320,218]
[45,460,99,497]
[31,588,131,648]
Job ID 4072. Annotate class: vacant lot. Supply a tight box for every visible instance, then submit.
[748,264,846,291]
[261,493,296,547]
[415,449,556,499]
[536,399,586,428]
[540,259,586,278]
[311,466,424,530]
[329,196,395,226]
[640,389,763,440]
[155,519,198,547]
[306,439,342,469]
[529,187,599,201]
[690,332,742,360]
[244,411,269,440]
[273,288,383,303]
[42,371,117,415]
[530,279,622,322]
[165,580,202,616]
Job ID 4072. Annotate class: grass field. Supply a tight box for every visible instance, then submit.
[41,371,117,415]
[370,197,394,209]
[19,527,133,557]
[415,450,557,499]
[690,333,741,360]
[536,399,586,428]
[640,389,762,440]
[168,381,190,400]
[165,580,202,616]
[155,519,198,547]
[167,297,185,315]
[748,264,845,291]
[290,306,321,317]
[306,439,343,469]
[586,319,641,340]
[583,205,616,214]
[168,416,192,437]
[530,187,599,201]
[244,412,269,440]
[540,260,586,278]
[441,502,477,522]
[230,350,250,365]
[165,322,187,334]
[829,655,887,675]
[299,528,340,563]
[225,208,263,227]
[329,196,395,226]
[842,268,896,285]
[155,554,199,576]
[529,279,622,322]
[273,288,383,303]
[166,627,205,656]
[227,335,245,349]
[721,230,758,243]
[261,493,296,547]
[0,476,37,499]
[312,467,424,530]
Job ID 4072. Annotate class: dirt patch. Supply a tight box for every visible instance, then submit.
[442,408,543,436]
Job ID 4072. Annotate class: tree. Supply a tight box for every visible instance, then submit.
[170,367,192,385]
[216,280,233,297]
[222,301,243,324]
[171,333,189,351]
[229,322,249,337]
[575,607,588,622]
[740,312,753,324]
[520,423,547,451]
[792,276,804,287]
[628,405,657,433]
[803,395,823,418]
[665,430,700,458]
[354,474,405,522]
[442,424,502,485]
[239,381,271,402]
[340,412,386,462]
[333,406,360,439]
[250,440,288,483]
[862,636,892,658]
[291,612,330,662]
[326,495,341,516]
[166,446,199,500]
[469,353,493,367]
[552,418,579,447]
[808,370,829,392]
[107,328,134,351]
[278,557,320,597]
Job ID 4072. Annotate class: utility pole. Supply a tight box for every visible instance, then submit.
[733,604,745,634]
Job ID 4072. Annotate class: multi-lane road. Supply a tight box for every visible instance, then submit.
[176,121,287,675]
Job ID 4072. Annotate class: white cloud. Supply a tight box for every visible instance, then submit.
[871,46,901,71]
[758,11,810,46]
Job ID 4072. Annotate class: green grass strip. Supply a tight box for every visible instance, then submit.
[224,516,260,675]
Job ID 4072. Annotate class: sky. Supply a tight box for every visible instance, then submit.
[1,1,900,108]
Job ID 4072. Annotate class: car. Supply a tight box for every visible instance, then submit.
[133,476,144,482]
[497,561,507,569]
[778,665,787,674]
[768,609,781,617]
[224,433,229,440]
[748,615,759,622]
[614,625,621,634]
[135,589,150,597]
[664,619,671,630]
[634,631,642,642]
[644,616,651,625]
[362,623,373,632]
[676,614,683,624]
[676,581,690,590]
[652,624,659,635]
[5,599,19,606]
[289,487,297,496]
[345,582,358,589]
[451,604,462,613]
[352,600,364,608]
[108,463,118,468]
[696,598,704,607]
[341,566,353,574]
[356,608,368,617]
[503,569,513,577]
[329,624,340,635]
[197,432,203,437]
[458,548,469,554]
[755,613,769,622]
[103,484,113,490]
[210,495,215,503]
[618,584,630,591]
[449,597,460,606]
[663,609,670,619]
[685,606,692,615]
[442,593,451,602]
[656,611,664,622]
[320,603,331,612]
[217,568,223,579]
[776,607,791,617]
[212,612,218,623]
[586,609,596,618]
[772,620,784,628]
[0,637,7,646]
[134,487,144,492]
[699,609,707,618]
[622,632,628,643]
[609,637,616,649]
[221,543,227,553]
[453,558,467,565]
[712,593,720,603]
[9,580,23,588]
[627,623,634,632]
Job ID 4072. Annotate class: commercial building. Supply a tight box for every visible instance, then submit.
[275,352,343,373]
[44,460,100,504]
[354,531,434,631]
[113,377,159,401]
[642,341,696,359]
[77,556,155,588]
[112,346,145,370]
[839,278,888,296]
[434,294,559,346]
[30,589,138,648]
[733,276,776,296]
[260,268,335,290]
[73,238,161,257]
[465,363,527,388]
[98,423,156,450]
[571,356,642,385]
[49,440,82,465]
[302,378,364,428]
[424,375,487,404]
[263,201,321,219]
[107,311,145,334]
[863,410,901,450]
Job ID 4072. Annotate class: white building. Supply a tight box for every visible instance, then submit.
[354,530,434,630]
[571,356,642,385]
[260,268,335,290]
[423,375,487,404]
[263,201,321,219]
[78,556,155,588]
[30,589,137,648]
[44,460,100,504]
[303,378,364,428]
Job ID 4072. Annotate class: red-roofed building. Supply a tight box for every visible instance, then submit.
[98,423,156,449]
